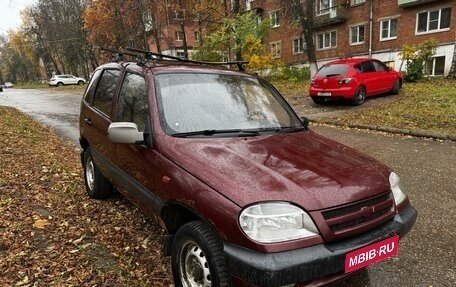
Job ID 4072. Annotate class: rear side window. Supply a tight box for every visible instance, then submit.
[92,69,121,117]
[316,64,348,77]
[115,73,148,131]
[83,69,102,104]
[360,61,374,73]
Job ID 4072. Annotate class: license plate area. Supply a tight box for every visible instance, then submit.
[344,235,399,273]
[318,92,331,97]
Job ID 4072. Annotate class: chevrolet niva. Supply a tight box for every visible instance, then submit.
[79,50,417,287]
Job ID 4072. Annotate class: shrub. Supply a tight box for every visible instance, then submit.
[268,65,310,82]
[404,60,424,82]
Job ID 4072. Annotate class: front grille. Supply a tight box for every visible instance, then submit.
[322,192,395,234]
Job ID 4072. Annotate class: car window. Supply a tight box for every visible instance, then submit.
[372,60,388,72]
[115,72,148,132]
[92,69,121,117]
[155,73,302,134]
[83,69,103,104]
[360,61,374,73]
[315,64,348,77]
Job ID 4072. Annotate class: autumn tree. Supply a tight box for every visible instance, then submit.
[193,11,272,66]
[83,0,148,59]
[278,0,318,78]
[22,0,96,78]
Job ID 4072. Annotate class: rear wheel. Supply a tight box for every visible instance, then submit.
[351,86,366,106]
[78,80,84,85]
[57,82,63,87]
[83,147,113,199]
[171,221,231,287]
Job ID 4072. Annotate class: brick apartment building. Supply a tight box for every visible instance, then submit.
[151,0,455,76]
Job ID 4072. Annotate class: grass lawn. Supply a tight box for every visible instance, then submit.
[274,78,456,136]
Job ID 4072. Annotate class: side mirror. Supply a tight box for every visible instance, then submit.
[300,116,310,129]
[108,122,144,144]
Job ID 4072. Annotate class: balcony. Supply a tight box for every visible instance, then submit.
[314,5,347,28]
[398,0,440,7]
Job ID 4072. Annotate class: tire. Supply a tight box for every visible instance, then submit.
[391,79,401,95]
[78,80,84,85]
[57,82,63,87]
[351,86,366,106]
[171,221,231,287]
[82,147,113,199]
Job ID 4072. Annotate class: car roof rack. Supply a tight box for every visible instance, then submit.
[127,47,248,71]
[101,48,141,63]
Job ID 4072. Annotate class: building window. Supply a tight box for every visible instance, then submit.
[380,18,398,41]
[176,51,186,59]
[175,31,184,41]
[426,56,445,76]
[195,31,201,42]
[317,0,334,16]
[270,41,281,58]
[416,7,451,34]
[173,10,185,20]
[293,37,305,54]
[350,25,365,45]
[317,31,337,50]
[270,10,280,28]
[351,0,365,6]
[245,0,252,11]
[291,3,301,22]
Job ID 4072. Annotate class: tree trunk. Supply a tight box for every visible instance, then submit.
[298,1,318,78]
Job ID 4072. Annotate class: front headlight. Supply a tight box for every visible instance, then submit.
[239,202,319,243]
[390,172,407,206]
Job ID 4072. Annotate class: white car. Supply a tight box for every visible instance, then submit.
[49,74,86,87]
[4,82,13,88]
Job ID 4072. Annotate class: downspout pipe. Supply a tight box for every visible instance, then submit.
[369,1,373,57]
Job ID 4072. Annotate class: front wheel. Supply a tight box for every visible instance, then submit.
[171,221,231,287]
[351,86,366,106]
[78,80,84,85]
[391,79,401,95]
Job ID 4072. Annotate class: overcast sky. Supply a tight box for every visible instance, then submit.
[0,0,37,34]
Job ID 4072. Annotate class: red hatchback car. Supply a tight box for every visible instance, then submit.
[309,58,403,105]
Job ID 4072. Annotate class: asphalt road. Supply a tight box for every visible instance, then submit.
[1,88,455,286]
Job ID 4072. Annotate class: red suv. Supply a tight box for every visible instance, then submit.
[79,51,416,287]
[309,58,403,105]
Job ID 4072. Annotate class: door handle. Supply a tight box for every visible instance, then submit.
[84,118,92,125]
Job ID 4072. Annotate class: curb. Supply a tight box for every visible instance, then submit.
[310,119,456,142]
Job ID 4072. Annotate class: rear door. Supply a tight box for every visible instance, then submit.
[358,61,377,94]
[80,67,122,178]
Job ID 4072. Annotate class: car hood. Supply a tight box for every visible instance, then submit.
[162,130,391,211]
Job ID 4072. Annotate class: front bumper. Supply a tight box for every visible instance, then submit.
[224,204,417,287]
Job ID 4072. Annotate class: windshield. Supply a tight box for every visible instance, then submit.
[315,64,348,77]
[155,73,303,136]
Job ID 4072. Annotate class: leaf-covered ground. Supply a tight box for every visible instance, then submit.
[0,107,173,286]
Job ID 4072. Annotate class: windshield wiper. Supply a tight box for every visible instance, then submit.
[256,126,307,133]
[325,73,341,77]
[172,129,260,138]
